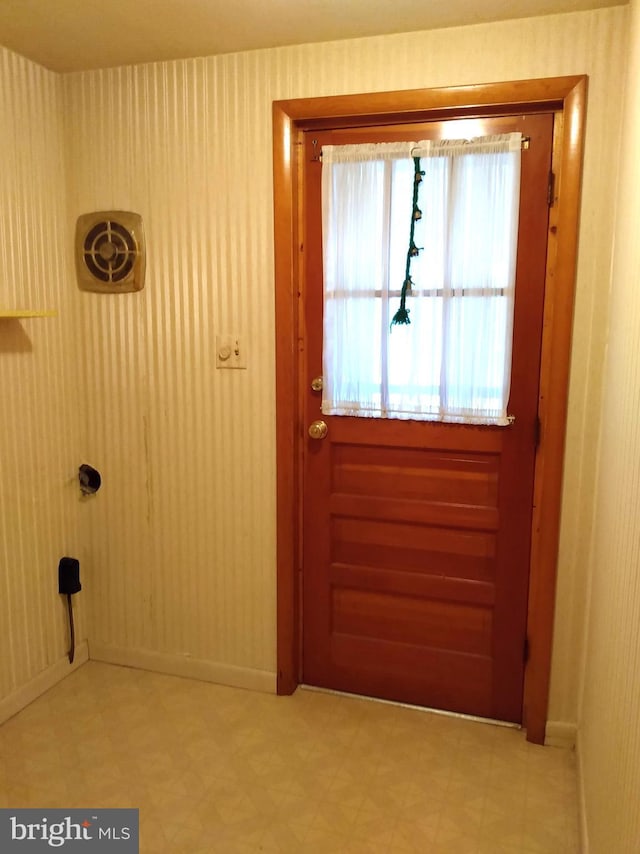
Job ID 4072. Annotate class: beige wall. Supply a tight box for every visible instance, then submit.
[578,0,640,850]
[0,6,629,734]
[0,46,86,720]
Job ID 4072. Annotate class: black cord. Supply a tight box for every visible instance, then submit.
[66,593,75,664]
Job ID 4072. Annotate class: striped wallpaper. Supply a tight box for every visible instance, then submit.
[0,46,86,713]
[578,0,640,850]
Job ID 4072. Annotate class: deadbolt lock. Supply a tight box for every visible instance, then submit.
[311,376,323,392]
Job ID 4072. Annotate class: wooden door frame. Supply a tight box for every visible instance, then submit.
[272,75,587,744]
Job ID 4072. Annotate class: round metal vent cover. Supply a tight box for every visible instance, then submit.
[75,211,145,293]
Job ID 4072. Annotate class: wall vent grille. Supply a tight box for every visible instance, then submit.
[75,211,145,293]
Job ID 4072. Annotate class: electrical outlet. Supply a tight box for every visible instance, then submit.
[216,334,246,369]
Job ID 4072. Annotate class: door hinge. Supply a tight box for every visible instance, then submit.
[547,171,556,207]
[523,635,530,665]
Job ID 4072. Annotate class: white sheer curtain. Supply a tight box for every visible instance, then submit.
[321,133,522,425]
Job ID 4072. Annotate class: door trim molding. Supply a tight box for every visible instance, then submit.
[272,75,587,744]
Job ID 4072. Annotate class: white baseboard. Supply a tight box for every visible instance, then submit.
[89,642,277,694]
[576,730,589,853]
[544,720,577,748]
[0,641,89,726]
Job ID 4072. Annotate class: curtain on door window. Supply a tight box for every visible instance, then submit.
[321,133,522,425]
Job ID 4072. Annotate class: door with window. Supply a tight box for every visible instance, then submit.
[302,113,554,722]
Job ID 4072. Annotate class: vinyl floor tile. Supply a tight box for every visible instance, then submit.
[0,662,580,853]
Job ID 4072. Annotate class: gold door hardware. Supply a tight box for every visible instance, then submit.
[308,420,328,440]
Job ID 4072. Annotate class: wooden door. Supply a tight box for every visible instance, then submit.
[302,113,554,723]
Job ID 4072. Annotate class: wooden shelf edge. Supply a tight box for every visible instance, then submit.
[0,310,58,318]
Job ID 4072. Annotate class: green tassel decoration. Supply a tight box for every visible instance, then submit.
[391,277,413,325]
[391,157,424,328]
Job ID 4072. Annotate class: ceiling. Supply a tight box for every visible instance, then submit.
[0,0,623,73]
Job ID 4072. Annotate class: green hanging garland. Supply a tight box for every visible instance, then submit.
[391,156,424,327]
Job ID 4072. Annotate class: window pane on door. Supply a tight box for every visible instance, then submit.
[321,136,521,425]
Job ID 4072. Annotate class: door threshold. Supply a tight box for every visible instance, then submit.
[300,685,521,730]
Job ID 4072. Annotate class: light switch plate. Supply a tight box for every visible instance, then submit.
[216,334,246,369]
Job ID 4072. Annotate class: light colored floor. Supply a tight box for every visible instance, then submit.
[0,662,579,853]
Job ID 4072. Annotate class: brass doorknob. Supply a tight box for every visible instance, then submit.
[308,420,328,440]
